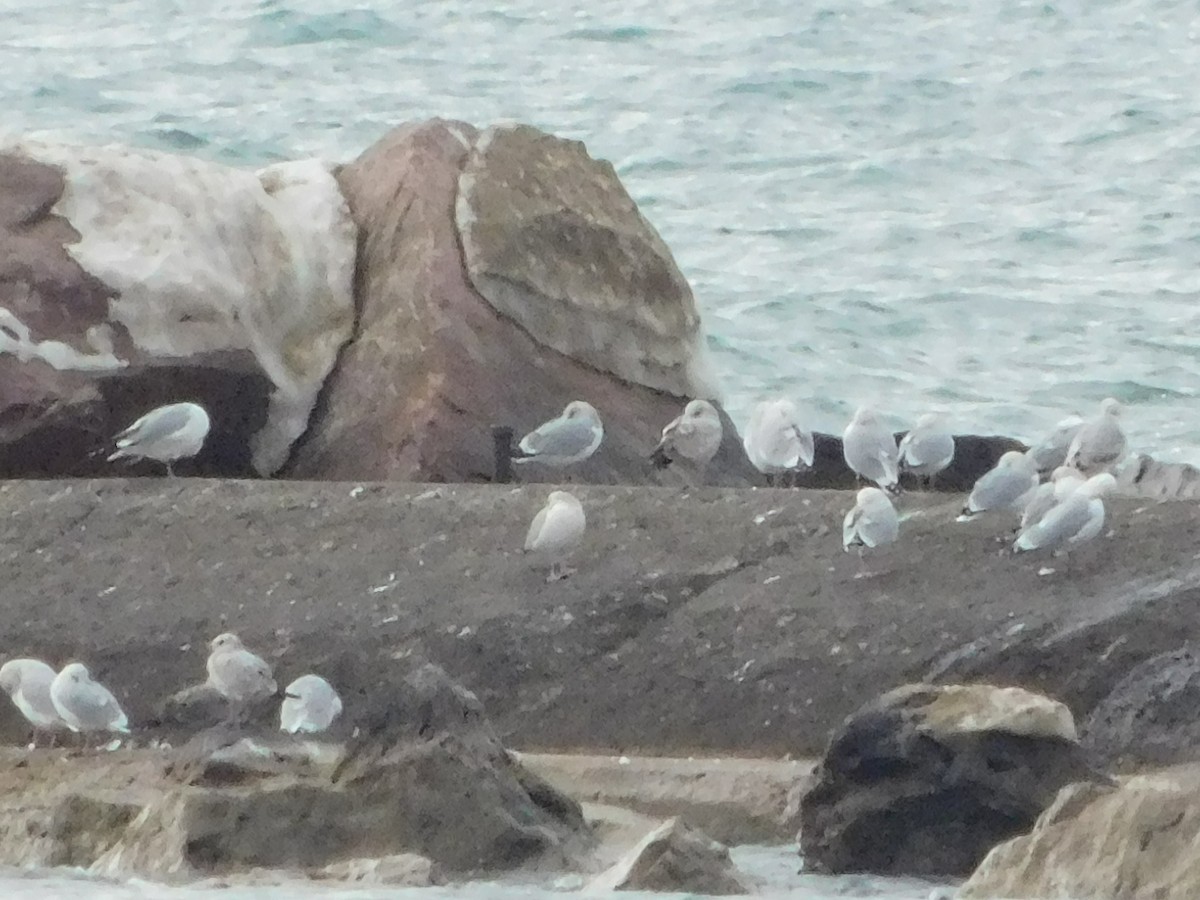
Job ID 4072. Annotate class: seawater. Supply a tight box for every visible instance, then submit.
[6,0,1200,461]
[0,847,955,899]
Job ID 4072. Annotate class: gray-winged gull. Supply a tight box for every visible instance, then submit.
[280,674,344,734]
[49,662,130,743]
[0,658,65,746]
[1020,466,1086,531]
[1015,472,1116,554]
[743,398,814,486]
[524,490,586,582]
[651,399,724,473]
[1028,413,1084,475]
[108,401,211,476]
[843,405,900,493]
[957,450,1039,521]
[206,633,278,710]
[1065,398,1127,476]
[513,401,604,467]
[898,412,955,485]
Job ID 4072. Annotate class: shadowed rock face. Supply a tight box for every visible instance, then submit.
[0,144,356,478]
[799,683,1103,878]
[288,120,752,486]
[1083,644,1200,770]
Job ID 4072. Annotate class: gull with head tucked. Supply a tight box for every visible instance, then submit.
[514,401,604,468]
[651,399,723,478]
[1065,398,1127,476]
[0,658,65,747]
[1028,413,1084,476]
[843,487,900,577]
[524,490,586,582]
[743,398,814,486]
[843,406,900,493]
[50,662,129,745]
[1015,472,1117,556]
[108,401,211,477]
[280,674,343,735]
[898,412,955,487]
[958,450,1039,522]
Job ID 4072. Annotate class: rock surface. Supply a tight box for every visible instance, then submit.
[319,853,438,886]
[960,768,1200,899]
[587,817,751,894]
[287,120,751,486]
[0,142,356,478]
[0,478,1197,760]
[799,683,1101,877]
[1082,644,1200,770]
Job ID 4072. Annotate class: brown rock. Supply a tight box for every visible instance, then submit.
[0,143,355,478]
[588,817,752,894]
[289,120,754,485]
[960,770,1200,899]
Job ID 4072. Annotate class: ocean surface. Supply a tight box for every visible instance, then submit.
[5,0,1200,462]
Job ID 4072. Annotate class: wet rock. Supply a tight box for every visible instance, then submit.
[799,683,1102,878]
[1082,644,1200,769]
[588,817,752,894]
[288,120,753,485]
[0,142,355,478]
[1115,452,1200,500]
[960,770,1200,899]
[319,852,439,886]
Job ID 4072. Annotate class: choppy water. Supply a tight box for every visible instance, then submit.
[6,0,1200,461]
[0,847,956,899]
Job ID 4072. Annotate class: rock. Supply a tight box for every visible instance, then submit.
[46,793,142,867]
[587,817,752,894]
[959,769,1200,899]
[1116,453,1200,499]
[288,120,754,485]
[799,683,1102,878]
[0,142,355,477]
[319,853,439,886]
[1082,644,1200,769]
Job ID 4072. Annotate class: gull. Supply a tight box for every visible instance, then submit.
[743,398,814,486]
[843,406,900,493]
[1065,398,1128,476]
[0,658,65,747]
[280,674,343,734]
[524,490,586,582]
[958,450,1039,522]
[651,400,724,477]
[898,413,955,487]
[49,663,130,745]
[1028,413,1084,476]
[1015,473,1117,555]
[843,487,900,577]
[1020,466,1087,532]
[513,401,604,468]
[206,633,277,718]
[108,401,211,476]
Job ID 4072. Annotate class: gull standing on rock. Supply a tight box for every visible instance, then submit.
[49,663,130,745]
[843,406,900,493]
[0,659,65,747]
[1020,466,1086,532]
[513,401,604,468]
[108,401,211,476]
[1028,413,1084,475]
[1015,472,1117,555]
[843,487,900,576]
[651,400,724,477]
[280,674,343,734]
[743,398,814,486]
[957,450,1039,522]
[524,490,586,582]
[206,633,278,717]
[898,413,955,487]
[1065,398,1127,476]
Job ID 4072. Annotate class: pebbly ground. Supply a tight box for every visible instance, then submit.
[0,478,1197,758]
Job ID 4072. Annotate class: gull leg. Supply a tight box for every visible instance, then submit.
[166,461,176,478]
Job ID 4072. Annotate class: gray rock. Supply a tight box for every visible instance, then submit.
[588,817,752,895]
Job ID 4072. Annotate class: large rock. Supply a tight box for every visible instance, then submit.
[799,683,1101,878]
[0,142,355,477]
[960,770,1200,899]
[1116,453,1200,500]
[288,120,752,485]
[587,817,752,894]
[1082,644,1200,769]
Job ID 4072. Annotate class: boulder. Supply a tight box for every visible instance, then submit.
[960,769,1200,899]
[1082,644,1200,769]
[1116,453,1200,500]
[799,683,1102,878]
[0,141,355,477]
[287,120,754,485]
[587,817,752,895]
[319,853,439,886]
